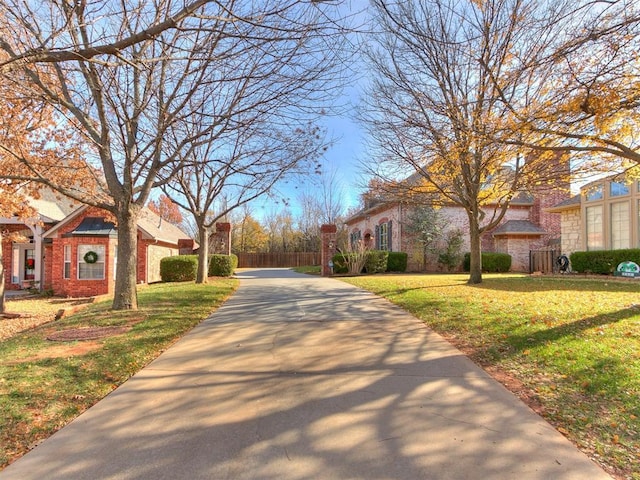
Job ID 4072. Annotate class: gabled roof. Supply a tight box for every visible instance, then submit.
[137,208,191,244]
[546,194,581,213]
[71,217,117,236]
[43,205,191,245]
[492,220,547,236]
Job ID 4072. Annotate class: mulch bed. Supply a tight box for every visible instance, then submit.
[47,325,132,342]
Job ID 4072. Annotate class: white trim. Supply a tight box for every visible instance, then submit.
[41,205,89,239]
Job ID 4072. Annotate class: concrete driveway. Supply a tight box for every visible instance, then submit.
[0,268,611,479]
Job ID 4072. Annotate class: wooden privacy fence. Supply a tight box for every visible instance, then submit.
[237,252,320,268]
[529,249,559,274]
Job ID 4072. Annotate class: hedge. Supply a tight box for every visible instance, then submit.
[160,255,198,282]
[570,249,640,274]
[332,250,406,274]
[365,250,389,274]
[463,252,512,273]
[387,252,408,272]
[208,254,238,277]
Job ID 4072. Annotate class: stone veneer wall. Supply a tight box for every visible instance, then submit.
[560,208,582,255]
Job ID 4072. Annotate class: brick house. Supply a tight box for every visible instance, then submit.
[2,200,194,297]
[345,172,569,272]
[1,189,77,291]
[547,175,640,257]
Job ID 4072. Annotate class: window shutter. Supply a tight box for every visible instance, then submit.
[375,225,380,249]
[388,221,393,251]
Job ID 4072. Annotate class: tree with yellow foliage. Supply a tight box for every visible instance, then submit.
[361,0,566,284]
[231,209,269,254]
[492,0,640,172]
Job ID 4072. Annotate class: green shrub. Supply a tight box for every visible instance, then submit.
[387,252,408,272]
[332,250,393,274]
[437,229,464,272]
[332,252,363,274]
[484,252,512,272]
[160,255,198,282]
[463,252,512,273]
[331,253,346,273]
[365,250,389,274]
[208,254,238,277]
[570,249,640,274]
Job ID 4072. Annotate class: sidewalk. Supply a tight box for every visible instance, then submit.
[0,269,611,479]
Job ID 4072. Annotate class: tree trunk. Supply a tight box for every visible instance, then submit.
[196,226,209,284]
[112,208,139,310]
[467,214,483,285]
[0,231,5,314]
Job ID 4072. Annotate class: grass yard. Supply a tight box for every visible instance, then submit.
[340,273,640,480]
[0,279,237,469]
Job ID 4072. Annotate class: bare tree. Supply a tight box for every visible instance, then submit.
[361,0,566,284]
[164,121,327,283]
[0,0,350,308]
[296,165,347,252]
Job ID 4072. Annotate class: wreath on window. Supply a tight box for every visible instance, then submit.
[83,251,99,264]
[26,258,35,269]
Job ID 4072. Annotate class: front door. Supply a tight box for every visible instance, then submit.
[11,244,35,288]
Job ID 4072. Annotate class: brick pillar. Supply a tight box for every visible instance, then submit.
[321,224,337,276]
[212,222,231,255]
[178,239,195,255]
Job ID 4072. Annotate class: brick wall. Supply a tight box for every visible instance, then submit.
[320,224,337,276]
[211,222,231,255]
[47,207,116,297]
[137,235,147,284]
[50,235,116,297]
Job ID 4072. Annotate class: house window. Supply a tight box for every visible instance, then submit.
[78,244,105,280]
[585,205,603,250]
[585,184,603,201]
[379,223,388,250]
[377,221,392,251]
[611,202,630,249]
[350,231,362,249]
[63,245,71,279]
[610,181,630,197]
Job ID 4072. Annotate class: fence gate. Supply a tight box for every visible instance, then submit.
[529,249,558,274]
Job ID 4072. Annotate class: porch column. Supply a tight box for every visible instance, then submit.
[33,224,43,288]
[320,224,337,276]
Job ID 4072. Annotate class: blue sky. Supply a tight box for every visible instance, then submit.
[251,0,371,222]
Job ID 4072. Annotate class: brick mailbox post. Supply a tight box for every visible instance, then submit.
[320,224,337,276]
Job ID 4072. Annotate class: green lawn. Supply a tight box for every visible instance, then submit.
[0,279,237,469]
[340,273,639,480]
